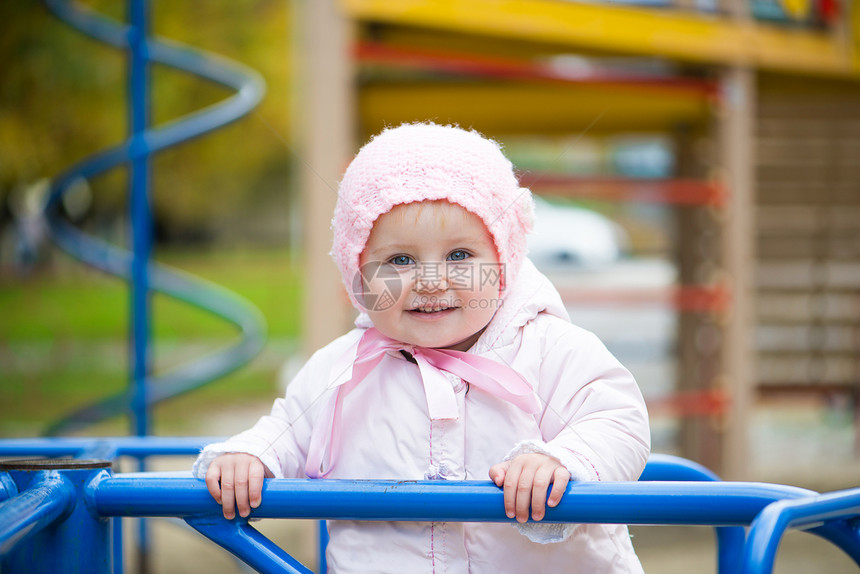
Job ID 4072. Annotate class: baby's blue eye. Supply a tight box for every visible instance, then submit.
[448,250,470,262]
[389,255,414,266]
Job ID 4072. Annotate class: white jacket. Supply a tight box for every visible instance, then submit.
[194,259,651,573]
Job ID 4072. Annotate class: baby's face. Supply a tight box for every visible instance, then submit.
[357,201,502,351]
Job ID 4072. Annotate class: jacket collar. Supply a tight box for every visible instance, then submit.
[471,257,568,354]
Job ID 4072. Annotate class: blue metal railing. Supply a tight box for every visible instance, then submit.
[40,0,267,438]
[1,438,860,574]
[0,471,76,555]
[743,486,860,574]
[0,460,114,572]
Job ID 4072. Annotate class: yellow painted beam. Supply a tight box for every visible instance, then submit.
[358,82,711,136]
[342,0,858,77]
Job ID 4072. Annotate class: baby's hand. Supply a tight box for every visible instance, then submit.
[205,453,271,520]
[488,453,571,523]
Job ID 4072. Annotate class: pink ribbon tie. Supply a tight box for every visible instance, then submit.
[305,328,540,477]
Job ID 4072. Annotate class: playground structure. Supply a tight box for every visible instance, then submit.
[302,0,860,476]
[1,437,860,574]
[2,0,860,572]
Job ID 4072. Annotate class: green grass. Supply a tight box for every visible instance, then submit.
[0,247,303,340]
[0,247,304,437]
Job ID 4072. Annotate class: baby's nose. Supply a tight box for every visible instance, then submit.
[414,263,449,292]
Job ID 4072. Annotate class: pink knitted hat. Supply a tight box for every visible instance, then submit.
[332,123,534,308]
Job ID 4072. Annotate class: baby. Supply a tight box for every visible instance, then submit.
[194,123,650,573]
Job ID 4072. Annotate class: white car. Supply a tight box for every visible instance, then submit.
[527,197,628,269]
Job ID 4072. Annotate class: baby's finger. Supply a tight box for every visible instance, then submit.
[547,467,571,508]
[514,466,536,523]
[502,463,523,520]
[234,465,252,518]
[249,460,266,509]
[488,462,509,487]
[219,465,237,520]
[529,465,555,521]
[205,464,223,504]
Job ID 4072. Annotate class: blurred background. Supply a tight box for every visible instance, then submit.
[2,0,860,572]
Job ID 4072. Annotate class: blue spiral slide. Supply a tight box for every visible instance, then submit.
[40,0,268,438]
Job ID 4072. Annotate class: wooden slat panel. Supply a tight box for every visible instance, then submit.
[754,81,860,393]
[757,261,860,289]
[758,292,860,323]
[758,355,858,384]
[757,324,858,352]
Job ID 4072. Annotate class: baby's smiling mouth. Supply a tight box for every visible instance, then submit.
[410,305,456,314]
